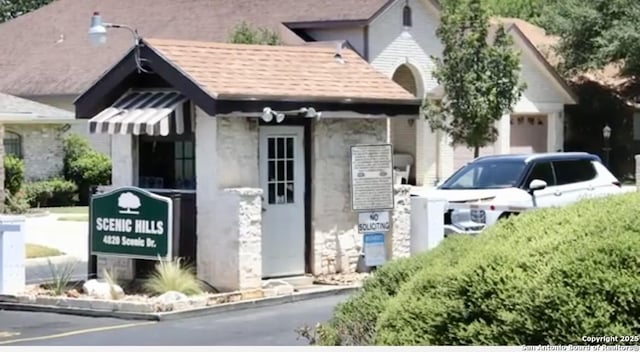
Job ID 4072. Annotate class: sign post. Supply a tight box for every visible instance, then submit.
[90,186,173,261]
[350,143,394,268]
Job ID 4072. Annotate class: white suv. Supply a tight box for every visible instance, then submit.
[414,152,624,235]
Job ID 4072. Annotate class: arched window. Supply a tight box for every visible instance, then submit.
[4,131,22,158]
[403,1,412,29]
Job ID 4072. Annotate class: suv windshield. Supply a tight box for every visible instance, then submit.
[440,159,526,190]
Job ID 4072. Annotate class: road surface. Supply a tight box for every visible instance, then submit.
[0,293,348,346]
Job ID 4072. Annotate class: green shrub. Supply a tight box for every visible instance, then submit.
[144,257,202,296]
[315,235,476,346]
[63,133,111,205]
[370,192,640,345]
[4,189,30,214]
[24,178,78,208]
[4,155,24,196]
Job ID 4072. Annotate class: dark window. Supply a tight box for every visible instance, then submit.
[174,140,195,189]
[403,3,412,28]
[4,131,22,158]
[552,159,597,185]
[525,162,555,186]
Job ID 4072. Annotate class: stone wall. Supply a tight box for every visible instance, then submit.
[5,124,65,181]
[311,118,388,275]
[388,185,412,259]
[210,188,263,291]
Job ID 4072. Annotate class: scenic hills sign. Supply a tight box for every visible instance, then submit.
[90,187,173,260]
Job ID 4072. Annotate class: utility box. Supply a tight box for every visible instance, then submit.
[0,215,26,295]
[410,196,446,255]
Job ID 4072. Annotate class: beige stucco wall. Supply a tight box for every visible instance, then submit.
[5,124,65,181]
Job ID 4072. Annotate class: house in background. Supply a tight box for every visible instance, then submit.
[0,92,78,181]
[0,0,578,190]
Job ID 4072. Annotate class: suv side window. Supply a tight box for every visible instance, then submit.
[552,159,597,185]
[525,162,555,186]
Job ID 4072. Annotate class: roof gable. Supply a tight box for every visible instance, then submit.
[75,39,420,118]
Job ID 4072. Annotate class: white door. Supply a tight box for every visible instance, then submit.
[259,126,305,278]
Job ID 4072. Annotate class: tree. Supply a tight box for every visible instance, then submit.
[537,0,640,79]
[228,21,281,45]
[424,0,525,157]
[0,0,54,23]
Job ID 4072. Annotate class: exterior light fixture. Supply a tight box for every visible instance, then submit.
[88,12,150,73]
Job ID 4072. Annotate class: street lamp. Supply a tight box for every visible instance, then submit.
[602,124,612,168]
[88,12,150,73]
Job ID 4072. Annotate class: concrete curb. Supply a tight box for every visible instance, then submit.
[0,285,361,322]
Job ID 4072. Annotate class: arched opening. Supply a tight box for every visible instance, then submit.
[391,64,420,185]
[4,130,23,159]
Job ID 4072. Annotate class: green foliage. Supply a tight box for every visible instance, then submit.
[313,236,475,346]
[327,192,640,345]
[24,178,78,208]
[424,0,526,157]
[483,0,557,25]
[62,133,111,205]
[4,155,24,196]
[0,0,54,23]
[4,189,30,214]
[536,0,640,78]
[228,21,281,45]
[45,257,78,296]
[144,257,203,296]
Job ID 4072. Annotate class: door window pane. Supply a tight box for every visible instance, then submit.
[553,160,597,185]
[266,136,296,204]
[525,162,555,186]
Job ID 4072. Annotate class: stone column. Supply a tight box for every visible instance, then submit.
[387,185,412,260]
[207,188,263,292]
[97,134,136,280]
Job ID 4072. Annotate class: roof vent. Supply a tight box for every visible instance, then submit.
[334,41,345,64]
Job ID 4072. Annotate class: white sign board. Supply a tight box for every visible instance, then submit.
[363,233,386,267]
[358,211,390,233]
[350,144,394,211]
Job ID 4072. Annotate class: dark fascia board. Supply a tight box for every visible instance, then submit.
[214,99,420,118]
[74,42,219,118]
[74,47,138,117]
[216,94,421,106]
[283,19,369,29]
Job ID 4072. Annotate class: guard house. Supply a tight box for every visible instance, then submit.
[75,38,419,291]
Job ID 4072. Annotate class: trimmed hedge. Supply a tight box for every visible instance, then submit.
[316,235,476,345]
[24,178,78,208]
[318,192,640,346]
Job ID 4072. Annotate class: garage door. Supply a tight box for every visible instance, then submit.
[453,144,495,170]
[510,114,547,154]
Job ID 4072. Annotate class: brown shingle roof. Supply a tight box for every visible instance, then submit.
[0,0,391,96]
[496,17,627,90]
[145,38,417,103]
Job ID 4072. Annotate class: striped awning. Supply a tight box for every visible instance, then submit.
[88,90,191,136]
